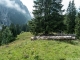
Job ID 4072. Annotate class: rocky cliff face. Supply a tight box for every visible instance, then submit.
[0,0,31,26]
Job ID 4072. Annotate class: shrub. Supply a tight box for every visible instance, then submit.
[1,27,14,44]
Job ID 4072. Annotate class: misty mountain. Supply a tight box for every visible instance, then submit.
[0,0,31,26]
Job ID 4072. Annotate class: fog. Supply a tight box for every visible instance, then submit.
[0,0,26,13]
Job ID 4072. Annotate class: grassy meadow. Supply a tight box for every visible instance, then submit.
[0,32,80,60]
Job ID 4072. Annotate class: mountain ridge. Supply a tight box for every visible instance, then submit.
[0,0,31,26]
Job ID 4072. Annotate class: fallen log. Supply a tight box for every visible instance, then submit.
[31,35,76,40]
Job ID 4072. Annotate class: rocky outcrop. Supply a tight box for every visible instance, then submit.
[0,0,31,26]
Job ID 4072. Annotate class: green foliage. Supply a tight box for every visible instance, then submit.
[1,25,7,32]
[75,13,80,39]
[0,23,29,45]
[16,24,21,35]
[1,27,13,44]
[28,19,39,35]
[0,32,80,60]
[9,23,17,37]
[70,40,79,45]
[65,0,76,33]
[10,23,29,37]
[0,31,2,45]
[29,0,64,35]
[21,24,29,32]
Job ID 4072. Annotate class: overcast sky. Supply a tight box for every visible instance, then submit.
[20,0,34,14]
[20,0,80,15]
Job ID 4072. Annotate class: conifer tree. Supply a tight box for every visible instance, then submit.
[66,0,76,34]
[1,27,13,44]
[0,31,2,45]
[21,24,29,32]
[29,0,64,35]
[16,24,21,35]
[75,12,80,39]
[9,23,17,37]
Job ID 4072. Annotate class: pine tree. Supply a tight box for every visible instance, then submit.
[29,0,64,35]
[66,0,76,34]
[16,24,21,35]
[21,24,29,32]
[1,25,7,32]
[0,31,2,45]
[9,23,17,37]
[75,12,80,39]
[1,27,13,44]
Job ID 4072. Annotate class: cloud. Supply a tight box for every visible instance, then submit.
[20,0,34,17]
[0,0,26,14]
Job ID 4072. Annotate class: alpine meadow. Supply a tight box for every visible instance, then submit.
[0,0,80,60]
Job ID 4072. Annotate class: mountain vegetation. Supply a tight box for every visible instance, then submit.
[75,10,80,39]
[29,0,64,35]
[0,0,80,45]
[29,0,80,39]
[65,0,76,34]
[0,24,29,45]
[0,0,31,45]
[0,0,80,59]
[0,32,80,60]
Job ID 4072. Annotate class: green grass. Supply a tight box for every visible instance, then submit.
[0,32,80,60]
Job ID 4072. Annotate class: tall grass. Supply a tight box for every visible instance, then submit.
[0,32,80,60]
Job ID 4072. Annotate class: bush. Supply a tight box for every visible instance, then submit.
[1,27,14,44]
[70,40,79,45]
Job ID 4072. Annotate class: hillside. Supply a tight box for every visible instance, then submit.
[0,32,80,60]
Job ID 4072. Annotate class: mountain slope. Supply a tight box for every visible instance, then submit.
[0,0,31,25]
[0,32,80,60]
